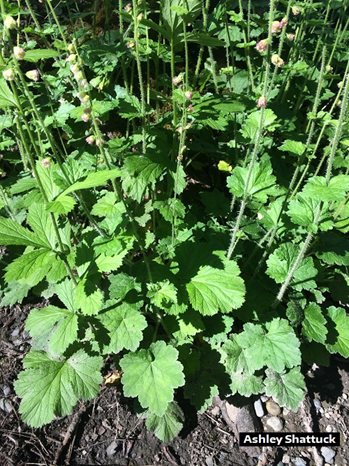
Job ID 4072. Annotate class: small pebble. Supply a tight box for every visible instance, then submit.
[106,440,118,457]
[283,408,290,416]
[11,328,20,337]
[261,395,269,402]
[2,385,11,396]
[266,416,283,432]
[326,425,333,433]
[342,393,348,400]
[313,399,322,412]
[0,398,13,413]
[266,400,281,416]
[254,399,265,417]
[282,454,290,463]
[321,447,336,464]
[291,457,307,466]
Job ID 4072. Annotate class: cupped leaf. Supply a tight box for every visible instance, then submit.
[0,217,49,248]
[98,302,147,354]
[145,402,184,442]
[302,303,327,345]
[14,350,102,427]
[266,242,318,291]
[25,305,78,354]
[186,260,245,316]
[326,306,349,357]
[264,367,306,411]
[120,341,185,416]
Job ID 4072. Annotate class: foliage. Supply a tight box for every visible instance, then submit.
[0,0,349,442]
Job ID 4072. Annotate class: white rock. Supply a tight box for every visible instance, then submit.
[342,393,348,400]
[325,425,333,433]
[266,400,281,416]
[291,457,307,466]
[225,402,240,423]
[282,454,291,464]
[261,395,269,402]
[321,447,336,464]
[254,399,265,417]
[266,416,283,432]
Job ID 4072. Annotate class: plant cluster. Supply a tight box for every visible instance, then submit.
[0,0,349,441]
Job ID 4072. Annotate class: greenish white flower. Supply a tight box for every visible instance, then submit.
[2,68,15,81]
[25,69,40,81]
[4,15,16,30]
[13,46,25,60]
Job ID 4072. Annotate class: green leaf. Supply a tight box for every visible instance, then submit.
[75,279,104,316]
[59,169,121,197]
[302,303,327,344]
[264,368,306,411]
[14,349,102,427]
[241,109,278,140]
[229,372,264,397]
[55,279,78,312]
[120,341,185,416]
[266,242,318,291]
[186,260,245,316]
[279,140,306,156]
[108,273,140,301]
[5,249,53,286]
[145,402,184,442]
[237,318,301,373]
[0,78,18,108]
[24,49,59,62]
[287,195,332,232]
[222,335,254,374]
[227,155,277,203]
[47,195,76,215]
[25,305,78,354]
[91,192,126,218]
[122,156,165,203]
[326,306,349,357]
[316,232,349,266]
[147,280,178,312]
[98,302,147,354]
[0,217,49,248]
[27,203,57,249]
[186,32,225,47]
[302,175,349,202]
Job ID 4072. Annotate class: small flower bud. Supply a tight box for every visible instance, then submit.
[337,81,343,89]
[137,13,144,21]
[67,53,77,63]
[25,69,40,81]
[287,33,295,41]
[79,79,89,90]
[292,6,302,15]
[255,39,268,53]
[67,43,75,53]
[2,68,15,81]
[124,3,132,12]
[185,90,193,100]
[74,71,84,82]
[172,75,183,86]
[280,17,288,28]
[257,212,264,220]
[81,113,90,123]
[13,46,25,60]
[41,157,51,169]
[86,135,95,145]
[126,41,135,49]
[325,65,333,73]
[271,54,285,67]
[257,96,267,108]
[96,138,104,147]
[78,92,90,103]
[4,15,16,30]
[70,64,80,74]
[272,20,282,34]
[188,104,194,113]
